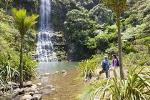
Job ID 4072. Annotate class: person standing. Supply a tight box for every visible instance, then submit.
[112,54,119,67]
[111,54,119,77]
[99,56,110,78]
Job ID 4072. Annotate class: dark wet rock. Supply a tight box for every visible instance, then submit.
[29,92,34,96]
[0,82,18,92]
[0,86,11,92]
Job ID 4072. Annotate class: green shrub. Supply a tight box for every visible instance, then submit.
[123,53,150,67]
[79,55,103,76]
[122,42,137,54]
[124,14,140,26]
[105,44,118,54]
[0,62,19,83]
[86,37,97,49]
[95,31,117,52]
[23,54,37,81]
[82,66,150,100]
[0,9,37,83]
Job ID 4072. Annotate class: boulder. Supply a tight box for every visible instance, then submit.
[0,91,3,96]
[7,82,19,89]
[34,90,41,94]
[31,84,37,90]
[24,81,33,87]
[14,88,25,95]
[20,94,32,100]
[24,84,38,93]
[61,70,67,73]
[51,88,55,91]
[31,94,42,100]
[36,83,42,87]
[46,85,53,89]
[61,70,67,76]
[29,92,34,96]
[54,71,59,74]
[44,73,50,76]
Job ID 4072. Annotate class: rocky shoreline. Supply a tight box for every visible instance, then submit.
[0,81,55,100]
[0,70,68,100]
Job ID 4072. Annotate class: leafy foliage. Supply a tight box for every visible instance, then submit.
[12,8,38,87]
[64,8,100,60]
[0,63,19,83]
[12,8,38,36]
[82,66,150,100]
[0,9,37,85]
[123,53,150,67]
[79,55,103,76]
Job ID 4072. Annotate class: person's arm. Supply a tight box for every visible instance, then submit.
[101,61,103,66]
[101,61,104,68]
[112,60,114,67]
[114,59,118,67]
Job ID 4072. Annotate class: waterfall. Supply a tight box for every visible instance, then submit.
[36,0,57,62]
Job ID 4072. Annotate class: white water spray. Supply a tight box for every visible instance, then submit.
[36,0,57,62]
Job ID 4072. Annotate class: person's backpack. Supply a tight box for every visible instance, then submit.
[102,60,109,70]
[116,59,120,66]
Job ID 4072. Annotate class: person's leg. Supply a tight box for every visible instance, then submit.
[105,70,109,78]
[89,72,92,79]
[113,68,117,78]
[99,69,104,75]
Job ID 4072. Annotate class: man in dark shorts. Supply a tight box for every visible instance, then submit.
[99,56,110,78]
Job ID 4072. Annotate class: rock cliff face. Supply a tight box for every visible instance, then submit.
[51,32,67,61]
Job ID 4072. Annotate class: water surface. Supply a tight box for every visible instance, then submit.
[37,61,79,74]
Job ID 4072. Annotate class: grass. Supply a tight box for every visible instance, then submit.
[81,66,150,100]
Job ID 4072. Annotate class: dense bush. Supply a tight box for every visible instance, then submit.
[64,8,100,60]
[122,42,137,54]
[123,53,150,67]
[81,66,150,100]
[0,9,37,83]
[95,32,117,52]
[23,54,37,81]
[79,55,103,76]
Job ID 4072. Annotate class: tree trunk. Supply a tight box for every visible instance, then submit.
[19,37,23,88]
[5,1,8,12]
[116,13,124,79]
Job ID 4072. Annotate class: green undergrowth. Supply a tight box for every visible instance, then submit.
[81,66,150,100]
[0,9,37,87]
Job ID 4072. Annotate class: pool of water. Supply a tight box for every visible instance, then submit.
[37,61,79,74]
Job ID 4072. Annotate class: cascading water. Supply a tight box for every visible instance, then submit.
[36,0,57,62]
